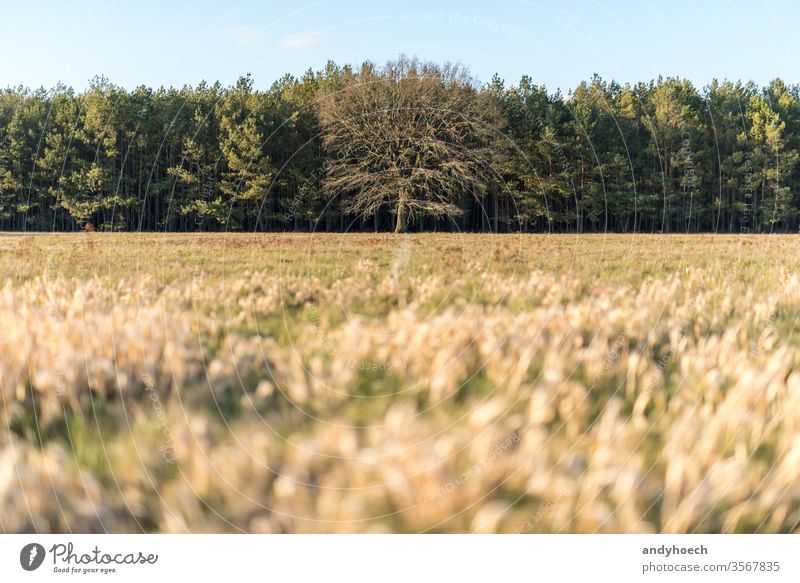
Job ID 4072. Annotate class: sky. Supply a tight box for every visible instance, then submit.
[1,0,798,93]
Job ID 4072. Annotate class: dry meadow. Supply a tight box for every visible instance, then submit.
[2,232,800,533]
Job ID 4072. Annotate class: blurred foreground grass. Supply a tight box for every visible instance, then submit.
[1,233,799,533]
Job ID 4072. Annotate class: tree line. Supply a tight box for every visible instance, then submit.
[1,56,798,233]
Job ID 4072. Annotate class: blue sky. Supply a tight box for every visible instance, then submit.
[1,0,798,92]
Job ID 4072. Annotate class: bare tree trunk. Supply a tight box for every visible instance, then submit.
[395,192,408,233]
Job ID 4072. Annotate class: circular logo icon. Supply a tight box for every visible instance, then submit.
[20,543,46,571]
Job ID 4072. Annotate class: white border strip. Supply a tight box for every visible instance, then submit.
[0,535,796,582]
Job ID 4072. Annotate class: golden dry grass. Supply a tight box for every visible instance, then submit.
[1,233,800,533]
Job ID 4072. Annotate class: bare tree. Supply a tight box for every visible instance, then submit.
[317,57,505,232]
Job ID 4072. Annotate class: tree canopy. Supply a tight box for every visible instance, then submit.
[318,57,506,232]
[0,61,799,232]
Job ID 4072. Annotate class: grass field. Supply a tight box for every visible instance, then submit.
[2,233,800,533]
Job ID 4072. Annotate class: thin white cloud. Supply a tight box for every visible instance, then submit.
[279,31,323,50]
[223,26,267,45]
